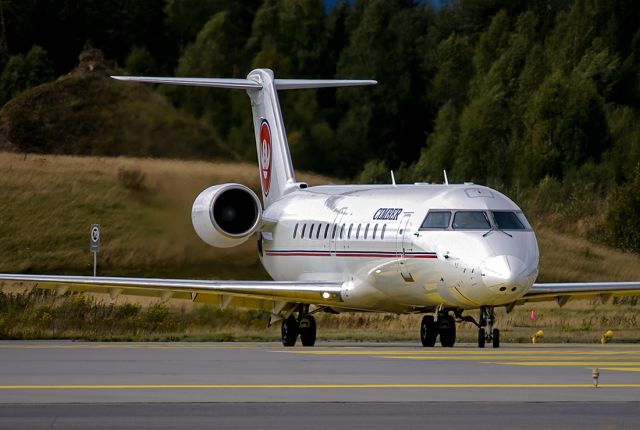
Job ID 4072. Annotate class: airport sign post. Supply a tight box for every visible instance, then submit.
[90,224,100,277]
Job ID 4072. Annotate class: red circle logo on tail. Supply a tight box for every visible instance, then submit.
[259,119,272,197]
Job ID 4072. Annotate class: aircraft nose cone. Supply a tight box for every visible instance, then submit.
[481,255,530,294]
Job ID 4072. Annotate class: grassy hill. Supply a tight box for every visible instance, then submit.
[0,49,231,160]
[0,153,330,279]
[0,152,639,343]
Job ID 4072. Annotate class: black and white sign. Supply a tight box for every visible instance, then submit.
[90,224,101,252]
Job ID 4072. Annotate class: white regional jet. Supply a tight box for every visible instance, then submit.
[2,68,640,348]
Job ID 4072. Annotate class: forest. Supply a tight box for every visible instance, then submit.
[0,0,639,252]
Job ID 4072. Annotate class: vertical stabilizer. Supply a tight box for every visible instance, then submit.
[111,70,375,208]
[246,69,297,207]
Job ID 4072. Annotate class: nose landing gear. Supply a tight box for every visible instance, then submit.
[479,306,500,348]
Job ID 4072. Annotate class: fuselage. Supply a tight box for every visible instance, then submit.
[259,183,540,313]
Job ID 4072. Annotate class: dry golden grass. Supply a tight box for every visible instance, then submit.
[0,152,331,279]
[1,152,639,342]
[535,227,640,282]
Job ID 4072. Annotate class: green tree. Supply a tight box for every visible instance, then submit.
[603,166,640,252]
[0,44,53,105]
[336,0,431,175]
[125,46,158,76]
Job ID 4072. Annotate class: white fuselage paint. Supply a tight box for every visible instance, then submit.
[259,183,540,313]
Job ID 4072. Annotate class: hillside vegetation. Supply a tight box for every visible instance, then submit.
[0,153,639,342]
[0,153,329,279]
[1,1,639,253]
[0,50,231,160]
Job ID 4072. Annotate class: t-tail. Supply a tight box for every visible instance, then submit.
[111,69,376,207]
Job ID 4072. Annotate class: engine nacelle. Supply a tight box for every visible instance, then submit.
[191,183,262,248]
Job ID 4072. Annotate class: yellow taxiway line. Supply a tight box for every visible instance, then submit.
[1,384,640,390]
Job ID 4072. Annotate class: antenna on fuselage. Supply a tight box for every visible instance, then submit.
[443,170,449,185]
[390,170,396,186]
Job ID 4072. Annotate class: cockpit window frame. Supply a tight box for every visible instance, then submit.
[419,210,453,230]
[490,210,532,231]
[452,210,492,230]
[418,209,533,232]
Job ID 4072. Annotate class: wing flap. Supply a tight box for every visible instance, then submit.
[0,274,343,305]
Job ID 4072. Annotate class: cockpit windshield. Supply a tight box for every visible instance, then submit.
[492,211,526,230]
[421,211,451,229]
[420,210,532,231]
[452,211,491,229]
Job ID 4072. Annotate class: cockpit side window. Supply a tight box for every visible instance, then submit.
[420,211,451,229]
[492,211,527,230]
[452,211,490,230]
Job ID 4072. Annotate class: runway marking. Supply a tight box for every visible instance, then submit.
[491,361,640,366]
[601,368,640,372]
[0,344,256,350]
[1,383,640,390]
[378,356,640,363]
[278,349,640,357]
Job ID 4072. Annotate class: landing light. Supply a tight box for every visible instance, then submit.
[322,292,331,299]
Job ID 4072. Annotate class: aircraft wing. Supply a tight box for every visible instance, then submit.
[0,274,343,308]
[521,282,640,305]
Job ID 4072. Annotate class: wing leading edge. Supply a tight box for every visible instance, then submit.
[0,273,343,306]
[522,282,640,305]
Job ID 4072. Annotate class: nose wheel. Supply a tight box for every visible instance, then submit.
[478,306,500,348]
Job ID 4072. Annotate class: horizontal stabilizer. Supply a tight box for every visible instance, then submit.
[274,79,377,89]
[111,76,377,90]
[111,76,262,89]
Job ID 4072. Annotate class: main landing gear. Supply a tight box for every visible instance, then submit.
[420,306,500,348]
[420,311,456,347]
[281,305,317,347]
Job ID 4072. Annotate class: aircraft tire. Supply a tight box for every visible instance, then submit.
[439,315,456,348]
[478,328,486,348]
[492,328,500,348]
[299,315,317,347]
[420,315,437,347]
[281,315,299,347]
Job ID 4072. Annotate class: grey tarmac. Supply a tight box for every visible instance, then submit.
[1,341,639,428]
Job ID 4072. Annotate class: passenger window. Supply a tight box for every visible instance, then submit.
[372,224,378,239]
[332,224,337,239]
[309,224,315,239]
[492,211,526,230]
[347,224,353,239]
[293,223,298,239]
[316,223,322,239]
[381,224,386,240]
[340,224,345,239]
[421,211,451,229]
[301,224,307,238]
[356,224,361,239]
[324,224,330,239]
[452,211,490,230]
[364,224,370,239]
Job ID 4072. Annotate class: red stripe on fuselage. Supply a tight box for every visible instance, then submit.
[265,251,437,259]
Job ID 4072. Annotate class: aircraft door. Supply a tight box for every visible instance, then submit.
[330,208,346,256]
[396,212,414,282]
